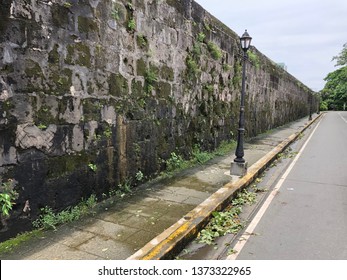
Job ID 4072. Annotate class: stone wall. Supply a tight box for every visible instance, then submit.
[0,0,317,240]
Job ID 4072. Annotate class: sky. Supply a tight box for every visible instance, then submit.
[195,0,347,92]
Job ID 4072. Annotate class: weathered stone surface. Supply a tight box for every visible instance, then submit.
[0,0,318,241]
[15,124,57,152]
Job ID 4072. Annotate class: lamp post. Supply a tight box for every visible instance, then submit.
[231,30,252,176]
[308,93,313,121]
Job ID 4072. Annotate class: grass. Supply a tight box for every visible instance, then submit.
[32,194,97,230]
[0,230,43,254]
[162,140,236,177]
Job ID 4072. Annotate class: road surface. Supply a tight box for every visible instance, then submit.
[228,111,347,259]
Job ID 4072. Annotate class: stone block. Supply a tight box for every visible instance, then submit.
[230,161,248,176]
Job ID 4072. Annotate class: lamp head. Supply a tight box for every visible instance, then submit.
[240,30,252,51]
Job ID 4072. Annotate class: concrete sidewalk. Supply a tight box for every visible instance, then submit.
[0,114,320,260]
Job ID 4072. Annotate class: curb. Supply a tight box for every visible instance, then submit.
[127,114,323,260]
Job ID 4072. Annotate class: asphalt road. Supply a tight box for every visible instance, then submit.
[229,111,347,260]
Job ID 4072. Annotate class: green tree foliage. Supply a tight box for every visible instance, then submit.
[332,43,347,67]
[320,43,347,110]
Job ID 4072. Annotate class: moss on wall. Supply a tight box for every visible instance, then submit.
[108,73,129,97]
[0,0,318,242]
[65,43,91,67]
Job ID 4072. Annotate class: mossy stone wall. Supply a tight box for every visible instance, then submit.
[0,0,317,241]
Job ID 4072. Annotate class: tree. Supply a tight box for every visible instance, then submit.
[332,43,347,67]
[320,43,347,110]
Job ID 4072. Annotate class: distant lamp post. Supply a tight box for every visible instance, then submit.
[308,93,313,121]
[231,30,252,176]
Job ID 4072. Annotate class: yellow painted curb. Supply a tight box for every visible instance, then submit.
[127,114,323,260]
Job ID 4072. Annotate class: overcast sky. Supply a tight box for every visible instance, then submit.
[195,0,347,91]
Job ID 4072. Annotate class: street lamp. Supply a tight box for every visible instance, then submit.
[308,93,313,121]
[231,30,252,176]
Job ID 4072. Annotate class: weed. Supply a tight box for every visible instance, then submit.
[198,207,243,245]
[203,21,211,31]
[126,2,134,11]
[111,7,119,20]
[118,178,132,193]
[232,62,242,89]
[93,133,102,141]
[32,195,97,230]
[197,32,206,43]
[277,147,298,161]
[32,206,57,230]
[0,179,18,217]
[145,68,158,94]
[248,50,260,69]
[166,152,185,172]
[37,123,47,130]
[197,189,256,245]
[204,84,214,94]
[214,140,237,156]
[103,127,112,138]
[255,178,262,183]
[223,64,232,72]
[227,248,238,255]
[137,34,148,48]
[186,55,200,78]
[232,189,257,206]
[252,184,269,193]
[135,171,144,181]
[88,163,97,172]
[127,18,136,32]
[192,43,202,57]
[63,2,72,8]
[207,41,222,60]
[192,145,213,164]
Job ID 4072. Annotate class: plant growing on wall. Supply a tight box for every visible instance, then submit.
[135,171,144,181]
[111,7,119,20]
[197,32,206,43]
[63,2,72,8]
[186,55,200,78]
[248,50,260,69]
[207,41,222,60]
[232,61,242,89]
[127,18,136,32]
[88,163,97,172]
[166,152,185,172]
[136,34,148,49]
[145,68,158,94]
[0,179,18,217]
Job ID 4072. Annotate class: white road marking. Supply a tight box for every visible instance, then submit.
[338,112,347,124]
[227,116,324,260]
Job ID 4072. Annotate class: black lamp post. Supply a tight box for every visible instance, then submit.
[308,93,313,121]
[234,30,252,164]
